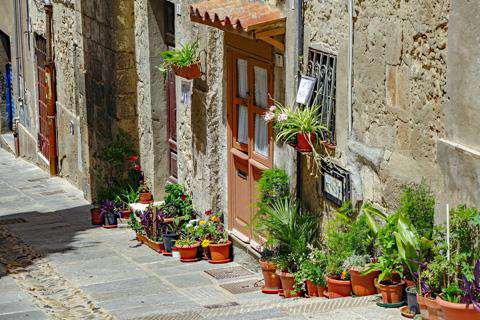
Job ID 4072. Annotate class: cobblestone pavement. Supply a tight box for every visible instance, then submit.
[0,149,404,320]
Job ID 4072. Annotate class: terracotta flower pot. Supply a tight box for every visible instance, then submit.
[436,294,480,320]
[146,238,164,253]
[317,284,327,298]
[121,208,132,219]
[177,243,200,262]
[417,293,430,320]
[172,62,201,80]
[425,293,443,320]
[277,270,302,298]
[349,269,379,297]
[376,280,405,304]
[91,207,103,225]
[306,280,319,297]
[325,275,352,299]
[139,192,153,204]
[259,260,281,294]
[136,233,147,244]
[296,133,315,153]
[208,241,231,264]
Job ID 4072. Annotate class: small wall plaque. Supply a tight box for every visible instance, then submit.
[321,162,351,206]
[295,75,316,105]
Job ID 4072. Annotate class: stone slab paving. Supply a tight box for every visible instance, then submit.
[0,149,404,319]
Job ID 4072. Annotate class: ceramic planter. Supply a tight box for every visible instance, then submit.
[417,293,430,320]
[177,243,200,262]
[296,133,315,153]
[162,232,179,255]
[277,270,302,298]
[103,213,118,228]
[376,280,405,304]
[172,62,201,80]
[349,269,379,296]
[425,293,443,320]
[139,192,153,204]
[406,286,420,315]
[91,207,103,225]
[306,280,319,297]
[436,294,480,320]
[259,260,282,294]
[208,241,231,264]
[325,275,352,298]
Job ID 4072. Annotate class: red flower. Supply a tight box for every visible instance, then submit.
[205,210,212,216]
[134,164,141,171]
[181,194,187,201]
[128,155,139,162]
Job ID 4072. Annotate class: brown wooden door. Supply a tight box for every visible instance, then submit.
[35,35,49,161]
[227,48,274,243]
[167,69,178,183]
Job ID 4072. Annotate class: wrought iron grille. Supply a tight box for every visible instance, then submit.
[306,49,337,144]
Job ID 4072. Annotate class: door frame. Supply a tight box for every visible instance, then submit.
[226,34,275,244]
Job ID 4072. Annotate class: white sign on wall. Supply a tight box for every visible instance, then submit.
[295,75,316,105]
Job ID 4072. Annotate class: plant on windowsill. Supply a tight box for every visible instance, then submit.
[159,41,201,80]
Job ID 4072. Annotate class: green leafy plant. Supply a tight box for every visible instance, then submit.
[115,184,140,208]
[342,254,371,272]
[257,168,290,206]
[159,184,194,219]
[365,255,404,283]
[294,247,328,288]
[128,212,144,235]
[158,41,200,76]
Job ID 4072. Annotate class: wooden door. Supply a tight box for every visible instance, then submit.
[227,47,274,243]
[35,35,49,161]
[167,69,178,183]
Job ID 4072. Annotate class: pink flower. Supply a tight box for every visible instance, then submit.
[278,113,287,121]
[269,105,276,112]
[264,112,275,122]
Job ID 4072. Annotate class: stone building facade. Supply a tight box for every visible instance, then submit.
[1,0,479,247]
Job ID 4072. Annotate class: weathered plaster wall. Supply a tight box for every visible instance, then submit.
[438,1,480,209]
[134,0,170,199]
[301,0,449,215]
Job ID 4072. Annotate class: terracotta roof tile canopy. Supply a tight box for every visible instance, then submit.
[190,0,286,51]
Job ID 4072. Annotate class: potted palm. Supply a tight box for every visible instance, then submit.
[159,41,201,80]
[264,102,326,153]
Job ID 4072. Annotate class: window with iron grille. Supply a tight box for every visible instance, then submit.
[306,48,337,144]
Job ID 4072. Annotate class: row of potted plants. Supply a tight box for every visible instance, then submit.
[129,183,232,264]
[254,169,479,319]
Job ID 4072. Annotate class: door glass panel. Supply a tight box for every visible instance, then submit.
[254,66,268,108]
[237,105,248,144]
[254,114,268,156]
[237,59,248,99]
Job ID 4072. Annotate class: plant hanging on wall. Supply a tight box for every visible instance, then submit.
[159,41,201,80]
[264,98,335,175]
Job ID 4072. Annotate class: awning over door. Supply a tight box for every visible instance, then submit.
[189,0,286,52]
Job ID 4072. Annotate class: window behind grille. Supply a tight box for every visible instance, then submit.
[306,49,337,144]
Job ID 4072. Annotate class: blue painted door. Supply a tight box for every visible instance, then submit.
[5,63,13,131]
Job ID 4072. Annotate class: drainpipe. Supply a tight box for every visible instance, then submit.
[44,4,58,176]
[347,0,354,137]
[295,0,304,201]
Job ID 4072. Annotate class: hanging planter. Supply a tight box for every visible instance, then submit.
[160,41,202,81]
[296,133,315,153]
[172,62,201,80]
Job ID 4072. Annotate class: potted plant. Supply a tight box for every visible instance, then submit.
[159,41,201,80]
[128,212,147,243]
[161,217,181,256]
[295,248,328,298]
[264,102,326,153]
[260,199,317,298]
[343,254,379,297]
[206,212,231,264]
[90,202,103,225]
[115,185,139,218]
[100,200,120,228]
[138,181,153,204]
[259,247,282,294]
[175,225,200,262]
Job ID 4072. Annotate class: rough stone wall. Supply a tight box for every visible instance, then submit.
[301,0,449,215]
[81,0,139,199]
[175,2,228,214]
[134,0,170,199]
[0,44,9,133]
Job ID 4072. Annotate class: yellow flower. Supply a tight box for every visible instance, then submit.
[201,239,211,248]
[341,271,348,280]
[211,216,220,222]
[199,220,206,226]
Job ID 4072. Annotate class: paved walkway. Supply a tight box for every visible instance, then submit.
[0,149,404,320]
